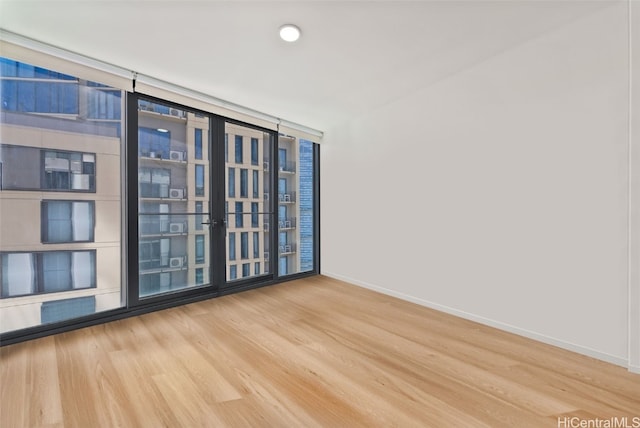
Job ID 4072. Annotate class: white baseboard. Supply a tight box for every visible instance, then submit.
[322,271,631,370]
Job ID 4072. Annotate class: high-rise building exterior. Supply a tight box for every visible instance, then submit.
[224,122,271,281]
[0,57,124,332]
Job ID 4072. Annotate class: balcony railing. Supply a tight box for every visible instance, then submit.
[140,254,188,273]
[279,243,297,255]
[139,220,188,236]
[140,150,187,162]
[278,217,296,230]
[139,101,187,118]
[278,161,296,173]
[278,192,296,203]
[139,185,188,200]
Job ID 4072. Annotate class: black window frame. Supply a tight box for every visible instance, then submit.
[1,90,321,347]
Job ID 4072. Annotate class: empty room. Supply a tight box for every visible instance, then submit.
[0,0,639,427]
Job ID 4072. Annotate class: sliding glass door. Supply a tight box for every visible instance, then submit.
[127,94,319,307]
[133,97,217,300]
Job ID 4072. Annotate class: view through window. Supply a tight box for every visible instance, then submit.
[0,57,124,333]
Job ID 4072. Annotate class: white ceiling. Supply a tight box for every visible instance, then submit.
[0,0,615,131]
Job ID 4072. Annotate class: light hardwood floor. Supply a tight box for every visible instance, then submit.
[1,275,639,427]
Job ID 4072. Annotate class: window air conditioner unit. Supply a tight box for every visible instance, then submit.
[169,223,184,233]
[169,257,184,268]
[169,108,181,117]
[70,160,82,173]
[169,151,183,161]
[169,188,184,199]
[44,157,69,171]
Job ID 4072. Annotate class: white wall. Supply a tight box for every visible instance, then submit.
[321,2,633,367]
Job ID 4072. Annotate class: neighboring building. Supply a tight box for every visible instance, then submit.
[0,57,124,332]
[225,123,271,281]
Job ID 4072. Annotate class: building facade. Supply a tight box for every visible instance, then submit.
[0,57,123,332]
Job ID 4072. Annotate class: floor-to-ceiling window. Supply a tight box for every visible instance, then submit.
[0,57,124,333]
[277,135,316,276]
[132,98,215,301]
[0,54,320,343]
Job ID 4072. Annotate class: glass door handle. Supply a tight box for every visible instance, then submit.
[201,219,225,227]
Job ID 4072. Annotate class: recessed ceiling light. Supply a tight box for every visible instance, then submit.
[157,128,169,133]
[279,24,301,42]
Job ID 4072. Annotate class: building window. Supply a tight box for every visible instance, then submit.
[242,263,250,277]
[41,296,96,324]
[224,133,228,163]
[0,57,79,115]
[229,265,237,280]
[195,164,205,196]
[195,235,205,264]
[240,169,248,198]
[139,127,170,159]
[139,238,170,271]
[279,256,288,276]
[252,170,259,198]
[253,232,259,258]
[278,177,287,201]
[41,200,94,243]
[139,167,171,198]
[229,232,236,261]
[43,150,96,192]
[241,232,248,259]
[194,128,203,160]
[195,201,203,231]
[279,231,287,247]
[251,138,259,165]
[254,262,260,275]
[228,167,235,198]
[139,203,169,235]
[279,205,287,225]
[235,135,243,163]
[235,202,243,228]
[1,251,96,298]
[279,148,287,171]
[195,268,204,285]
[251,203,259,228]
[0,146,97,192]
[86,82,121,120]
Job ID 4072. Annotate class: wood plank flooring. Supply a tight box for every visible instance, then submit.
[1,275,639,427]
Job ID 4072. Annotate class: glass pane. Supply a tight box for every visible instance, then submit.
[0,57,123,333]
[137,99,211,298]
[277,135,316,276]
[225,122,272,282]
